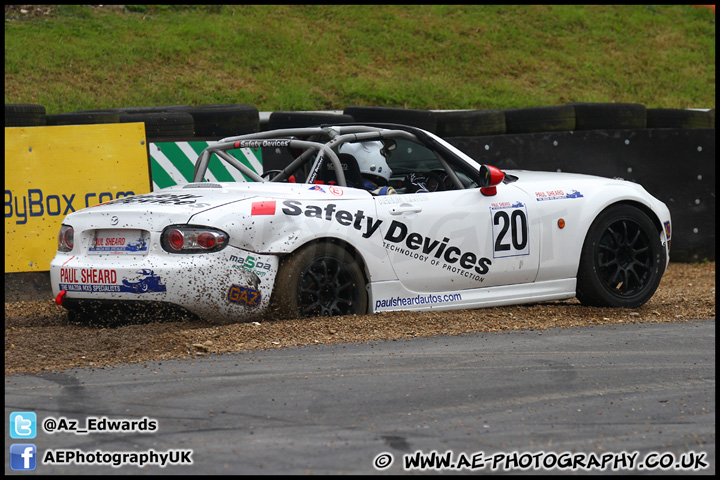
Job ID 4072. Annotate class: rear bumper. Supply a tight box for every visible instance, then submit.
[49,247,279,322]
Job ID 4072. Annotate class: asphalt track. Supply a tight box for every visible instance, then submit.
[5,320,715,475]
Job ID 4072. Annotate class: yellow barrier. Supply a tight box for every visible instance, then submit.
[4,123,151,273]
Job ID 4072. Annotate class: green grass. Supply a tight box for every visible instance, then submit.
[4,5,715,114]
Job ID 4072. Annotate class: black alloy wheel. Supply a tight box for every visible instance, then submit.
[274,243,367,318]
[577,204,665,308]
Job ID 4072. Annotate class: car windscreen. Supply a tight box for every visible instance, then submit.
[385,138,444,175]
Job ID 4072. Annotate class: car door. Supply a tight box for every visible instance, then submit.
[374,185,540,293]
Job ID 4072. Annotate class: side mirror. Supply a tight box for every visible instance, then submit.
[479,164,504,196]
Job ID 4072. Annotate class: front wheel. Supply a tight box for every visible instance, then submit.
[576,204,665,308]
[273,243,368,318]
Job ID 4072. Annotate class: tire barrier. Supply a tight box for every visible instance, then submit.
[7,102,714,136]
[8,104,260,141]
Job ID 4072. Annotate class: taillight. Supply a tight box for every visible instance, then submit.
[58,225,74,252]
[161,226,228,253]
[197,232,218,249]
[168,229,185,251]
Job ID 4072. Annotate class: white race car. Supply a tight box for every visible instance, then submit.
[50,124,671,324]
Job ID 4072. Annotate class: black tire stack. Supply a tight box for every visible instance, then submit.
[6,104,260,141]
[6,102,714,139]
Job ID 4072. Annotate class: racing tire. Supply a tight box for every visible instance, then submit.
[576,204,665,308]
[273,242,368,318]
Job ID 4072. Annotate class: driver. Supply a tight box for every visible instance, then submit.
[338,141,396,195]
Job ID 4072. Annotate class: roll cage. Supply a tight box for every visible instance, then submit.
[192,124,486,191]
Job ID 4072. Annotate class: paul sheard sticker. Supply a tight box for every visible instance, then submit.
[58,268,167,294]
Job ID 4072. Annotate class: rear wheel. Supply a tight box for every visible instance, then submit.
[273,243,367,318]
[576,205,665,308]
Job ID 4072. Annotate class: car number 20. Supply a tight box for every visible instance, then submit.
[492,207,529,258]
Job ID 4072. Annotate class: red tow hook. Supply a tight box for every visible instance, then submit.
[55,290,67,306]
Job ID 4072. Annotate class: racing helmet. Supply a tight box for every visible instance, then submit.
[338,141,393,184]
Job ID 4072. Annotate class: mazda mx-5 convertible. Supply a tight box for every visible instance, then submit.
[51,124,671,323]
